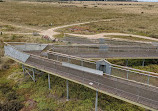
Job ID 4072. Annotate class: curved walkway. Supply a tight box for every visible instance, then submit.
[65,33,158,42]
[40,19,158,42]
[40,19,112,40]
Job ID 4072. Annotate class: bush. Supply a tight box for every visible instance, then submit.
[1,100,23,111]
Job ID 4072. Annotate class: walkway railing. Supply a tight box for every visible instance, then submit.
[46,50,158,87]
[52,45,158,58]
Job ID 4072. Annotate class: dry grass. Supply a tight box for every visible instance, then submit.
[58,17,158,39]
[1,1,158,39]
[0,22,36,33]
[55,1,158,39]
[0,2,122,28]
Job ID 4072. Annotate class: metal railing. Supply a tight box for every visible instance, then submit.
[51,45,158,58]
[45,50,158,87]
[26,54,158,110]
[62,37,155,46]
[111,64,158,87]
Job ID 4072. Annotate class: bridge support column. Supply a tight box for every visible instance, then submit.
[57,55,59,61]
[32,68,35,81]
[22,64,26,76]
[81,60,83,66]
[126,71,129,79]
[142,59,145,67]
[126,59,128,66]
[48,74,51,89]
[67,57,70,63]
[95,90,98,111]
[147,75,150,84]
[66,80,69,101]
[22,64,36,82]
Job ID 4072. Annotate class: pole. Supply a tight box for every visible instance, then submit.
[81,60,83,66]
[32,68,36,82]
[95,90,98,111]
[66,80,69,101]
[126,59,128,66]
[142,59,145,67]
[22,64,25,76]
[48,74,51,89]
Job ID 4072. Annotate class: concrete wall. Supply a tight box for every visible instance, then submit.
[4,46,30,63]
[14,44,48,51]
[62,62,103,76]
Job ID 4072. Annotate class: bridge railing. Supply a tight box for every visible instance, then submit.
[111,64,158,87]
[47,50,158,87]
[52,45,158,58]
[47,51,96,69]
[26,55,158,110]
[4,42,158,87]
[62,36,155,46]
[3,42,158,110]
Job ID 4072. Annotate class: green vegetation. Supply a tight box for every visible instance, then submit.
[108,59,158,73]
[0,1,158,111]
[0,25,15,32]
[0,64,147,111]
[0,65,24,111]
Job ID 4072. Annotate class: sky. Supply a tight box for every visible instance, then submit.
[138,0,158,2]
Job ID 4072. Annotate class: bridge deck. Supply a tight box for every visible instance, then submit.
[4,42,158,110]
[24,55,158,110]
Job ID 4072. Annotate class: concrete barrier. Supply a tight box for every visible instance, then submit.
[62,62,103,76]
[4,46,30,63]
[14,44,48,51]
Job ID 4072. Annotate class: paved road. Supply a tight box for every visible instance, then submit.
[25,55,158,110]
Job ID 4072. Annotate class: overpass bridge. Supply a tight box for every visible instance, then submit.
[4,42,158,111]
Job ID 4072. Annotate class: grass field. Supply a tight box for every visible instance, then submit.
[55,1,158,39]
[0,1,158,111]
[0,2,122,28]
[58,17,158,39]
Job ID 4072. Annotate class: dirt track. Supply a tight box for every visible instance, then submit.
[40,19,158,42]
[40,19,112,40]
[65,32,158,42]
